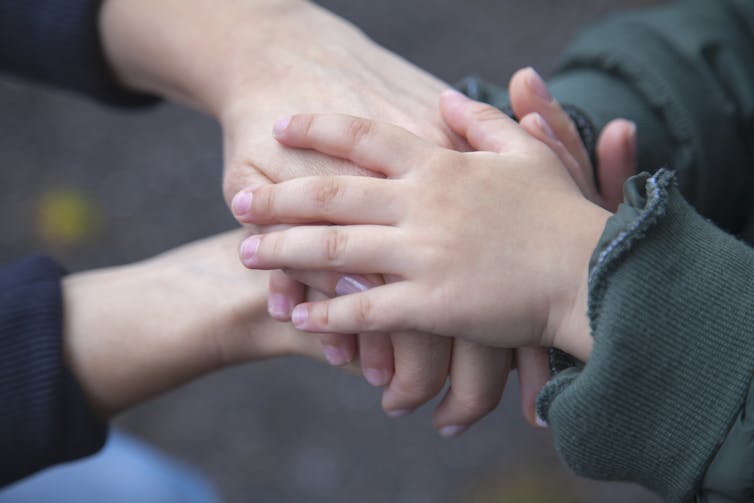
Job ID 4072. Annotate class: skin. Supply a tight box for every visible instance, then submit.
[233,93,614,360]
[62,230,353,418]
[97,0,635,432]
[97,0,528,433]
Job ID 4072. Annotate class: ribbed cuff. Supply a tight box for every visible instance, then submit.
[537,169,754,502]
[0,0,158,107]
[0,256,107,486]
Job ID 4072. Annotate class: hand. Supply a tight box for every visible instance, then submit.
[62,230,355,418]
[234,94,611,359]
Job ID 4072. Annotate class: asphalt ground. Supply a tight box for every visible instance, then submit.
[1,1,667,501]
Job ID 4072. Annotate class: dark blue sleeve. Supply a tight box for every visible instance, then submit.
[0,0,158,107]
[0,256,107,487]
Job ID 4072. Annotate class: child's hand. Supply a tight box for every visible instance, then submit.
[235,92,611,360]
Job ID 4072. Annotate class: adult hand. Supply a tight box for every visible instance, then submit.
[62,230,356,418]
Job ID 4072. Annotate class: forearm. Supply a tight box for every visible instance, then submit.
[99,0,366,116]
[61,232,294,418]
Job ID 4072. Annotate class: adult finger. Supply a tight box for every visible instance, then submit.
[515,347,551,428]
[380,332,452,416]
[596,119,637,212]
[432,341,511,437]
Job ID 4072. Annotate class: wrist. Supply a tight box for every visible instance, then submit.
[100,0,366,117]
[545,199,611,361]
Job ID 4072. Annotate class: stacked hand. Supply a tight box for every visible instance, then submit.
[231,69,636,434]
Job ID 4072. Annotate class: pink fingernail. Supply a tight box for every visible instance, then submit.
[231,191,252,216]
[439,424,468,438]
[268,294,292,319]
[291,305,309,328]
[527,68,552,102]
[335,275,374,296]
[535,415,549,429]
[240,236,260,266]
[387,409,412,418]
[364,368,389,387]
[322,344,347,366]
[273,116,292,138]
[442,88,468,102]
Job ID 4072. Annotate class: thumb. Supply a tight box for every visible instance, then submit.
[439,89,527,153]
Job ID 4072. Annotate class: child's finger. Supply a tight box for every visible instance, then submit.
[439,89,528,154]
[273,114,437,178]
[239,226,407,274]
[232,176,405,226]
[290,283,420,334]
[432,341,511,437]
[508,67,592,174]
[380,332,452,416]
[518,113,599,202]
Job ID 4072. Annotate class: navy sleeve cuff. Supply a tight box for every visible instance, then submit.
[0,256,107,486]
[0,0,158,107]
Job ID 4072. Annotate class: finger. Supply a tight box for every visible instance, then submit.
[307,288,356,366]
[231,176,404,225]
[330,274,395,387]
[518,113,599,202]
[381,332,452,416]
[239,226,407,274]
[439,89,530,154]
[359,332,394,387]
[515,347,551,428]
[290,283,421,335]
[268,270,304,320]
[432,341,511,437]
[508,67,592,174]
[273,114,438,178]
[596,119,637,212]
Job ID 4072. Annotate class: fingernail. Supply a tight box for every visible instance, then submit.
[387,409,412,418]
[534,113,558,141]
[273,116,292,138]
[239,236,260,267]
[268,294,292,319]
[231,191,252,216]
[439,424,468,438]
[335,275,374,296]
[291,305,309,328]
[322,344,347,366]
[442,88,468,102]
[527,68,552,102]
[535,414,549,429]
[364,368,389,387]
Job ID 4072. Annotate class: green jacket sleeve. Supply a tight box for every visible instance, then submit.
[536,170,754,502]
[463,0,754,234]
[552,0,754,234]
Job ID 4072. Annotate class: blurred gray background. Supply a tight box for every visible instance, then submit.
[0,1,667,502]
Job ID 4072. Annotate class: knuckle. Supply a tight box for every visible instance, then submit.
[323,228,348,265]
[455,391,499,419]
[353,294,375,329]
[291,113,314,139]
[311,177,342,211]
[257,186,277,218]
[345,117,373,149]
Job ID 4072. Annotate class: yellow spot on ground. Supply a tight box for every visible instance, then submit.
[36,189,102,246]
